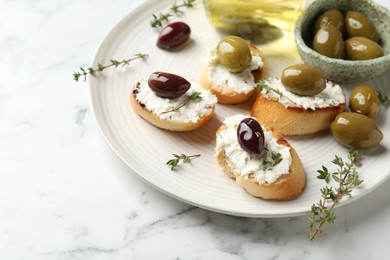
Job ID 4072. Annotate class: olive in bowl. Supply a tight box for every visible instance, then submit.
[294,0,390,83]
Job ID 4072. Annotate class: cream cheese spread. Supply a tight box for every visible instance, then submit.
[216,115,291,184]
[205,48,264,94]
[261,77,345,110]
[134,81,217,123]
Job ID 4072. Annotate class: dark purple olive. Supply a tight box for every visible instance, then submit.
[148,72,191,99]
[237,118,265,154]
[157,22,191,49]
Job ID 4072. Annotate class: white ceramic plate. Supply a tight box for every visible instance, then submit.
[88,0,390,217]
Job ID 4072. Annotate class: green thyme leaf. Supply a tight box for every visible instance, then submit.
[262,152,283,171]
[73,53,148,82]
[378,91,390,108]
[166,153,200,171]
[309,148,363,240]
[256,80,296,104]
[150,0,196,28]
[160,92,202,115]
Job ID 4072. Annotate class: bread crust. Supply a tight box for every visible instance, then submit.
[200,45,264,105]
[130,84,215,131]
[215,124,306,200]
[251,93,345,135]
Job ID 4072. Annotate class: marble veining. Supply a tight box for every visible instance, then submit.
[1,0,390,259]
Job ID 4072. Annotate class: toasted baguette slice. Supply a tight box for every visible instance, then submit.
[251,93,345,135]
[215,117,306,200]
[200,45,265,105]
[130,82,216,131]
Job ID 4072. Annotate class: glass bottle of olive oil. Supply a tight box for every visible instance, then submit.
[203,0,304,43]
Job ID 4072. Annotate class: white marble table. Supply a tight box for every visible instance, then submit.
[1,0,390,259]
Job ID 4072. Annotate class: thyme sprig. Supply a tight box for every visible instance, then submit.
[256,80,296,104]
[73,53,149,82]
[160,91,202,114]
[150,0,196,28]
[309,148,363,240]
[378,91,390,108]
[262,152,283,171]
[166,153,201,170]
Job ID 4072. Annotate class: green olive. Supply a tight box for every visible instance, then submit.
[331,112,383,149]
[217,35,252,73]
[349,84,380,118]
[313,25,344,59]
[345,11,379,42]
[344,37,384,60]
[281,64,326,96]
[314,9,344,33]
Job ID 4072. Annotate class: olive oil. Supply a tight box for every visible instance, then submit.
[203,0,304,43]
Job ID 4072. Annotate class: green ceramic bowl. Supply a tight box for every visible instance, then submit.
[294,0,390,83]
